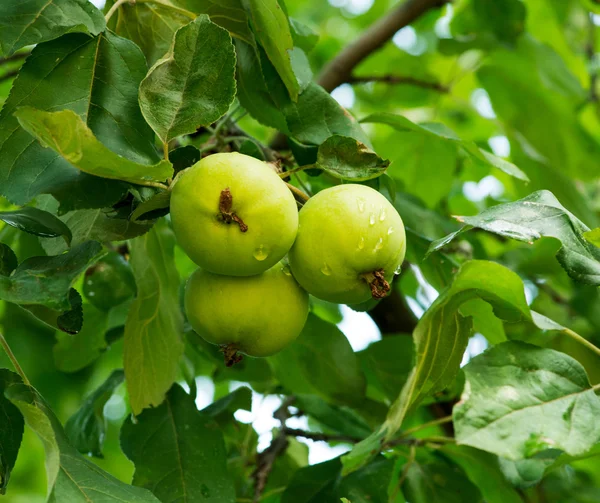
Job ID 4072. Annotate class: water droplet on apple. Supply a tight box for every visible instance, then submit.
[253,245,269,261]
[357,236,365,250]
[321,263,332,275]
[374,237,383,251]
[387,226,394,235]
[369,213,376,225]
[357,198,365,212]
[281,264,292,276]
[379,208,386,221]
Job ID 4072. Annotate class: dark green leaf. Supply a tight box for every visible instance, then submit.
[0,369,24,495]
[0,31,158,210]
[202,386,252,419]
[403,457,482,503]
[121,384,235,502]
[65,370,124,457]
[281,458,341,503]
[336,456,399,503]
[139,15,236,143]
[0,241,102,311]
[20,288,84,334]
[82,252,136,311]
[269,314,366,406]
[316,135,389,181]
[243,0,299,100]
[441,445,523,503]
[15,107,173,184]
[0,0,105,55]
[53,303,108,372]
[429,190,600,285]
[455,341,600,460]
[0,243,17,276]
[358,336,414,402]
[170,145,201,175]
[293,394,372,439]
[124,220,184,415]
[0,207,72,244]
[2,372,160,501]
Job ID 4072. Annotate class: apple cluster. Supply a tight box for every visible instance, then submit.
[170,153,406,364]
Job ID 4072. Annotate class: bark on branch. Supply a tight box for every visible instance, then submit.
[348,74,448,93]
[316,0,450,93]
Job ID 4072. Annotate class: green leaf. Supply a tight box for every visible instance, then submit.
[290,17,319,53]
[455,341,600,460]
[202,386,252,419]
[451,0,526,46]
[584,228,600,248]
[281,458,341,502]
[15,107,173,185]
[139,15,236,143]
[53,303,109,372]
[0,0,105,56]
[0,369,25,495]
[336,457,399,503]
[428,190,600,285]
[269,314,366,406]
[115,0,253,66]
[121,384,236,502]
[1,372,160,502]
[0,31,159,210]
[478,36,599,181]
[124,220,184,415]
[21,287,84,334]
[242,0,299,100]
[363,113,529,182]
[0,241,102,311]
[0,243,18,276]
[170,144,202,175]
[358,336,415,402]
[316,135,390,181]
[64,370,124,457]
[0,207,72,244]
[131,191,171,222]
[441,445,523,503]
[343,260,531,474]
[40,207,154,256]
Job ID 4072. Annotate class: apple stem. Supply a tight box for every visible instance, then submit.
[220,343,243,367]
[219,188,248,232]
[361,269,391,299]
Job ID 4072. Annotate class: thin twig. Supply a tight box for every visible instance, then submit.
[283,427,361,444]
[390,444,416,502]
[562,327,600,359]
[278,165,315,178]
[398,415,453,438]
[135,180,169,190]
[105,0,132,22]
[285,182,310,203]
[163,142,169,161]
[0,332,30,386]
[348,74,449,93]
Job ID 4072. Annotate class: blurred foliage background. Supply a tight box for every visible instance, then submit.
[1,0,600,501]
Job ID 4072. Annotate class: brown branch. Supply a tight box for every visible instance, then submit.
[283,427,362,444]
[252,397,295,502]
[348,74,448,93]
[317,0,450,93]
[0,69,19,84]
[0,50,31,66]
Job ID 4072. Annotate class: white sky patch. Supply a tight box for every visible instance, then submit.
[434,4,454,39]
[104,394,127,421]
[593,14,600,26]
[331,83,356,109]
[471,88,496,119]
[488,135,511,158]
[194,376,216,410]
[337,304,381,351]
[90,0,105,8]
[463,175,504,202]
[393,26,427,56]
[523,280,539,305]
[461,333,489,367]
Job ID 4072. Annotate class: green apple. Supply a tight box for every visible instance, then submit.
[289,184,406,304]
[170,152,298,276]
[82,252,136,311]
[184,263,309,364]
